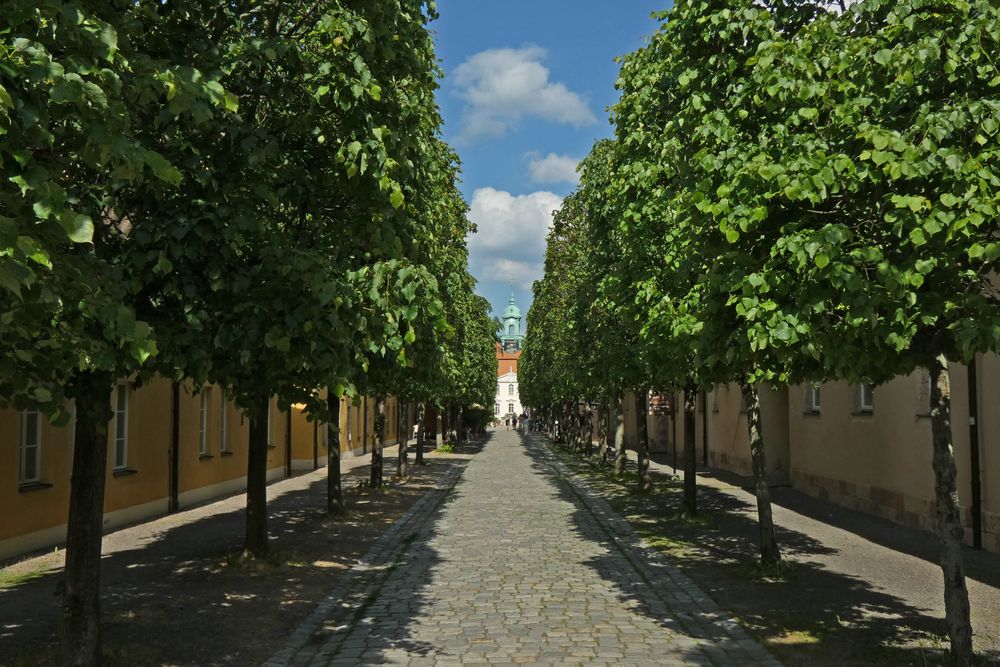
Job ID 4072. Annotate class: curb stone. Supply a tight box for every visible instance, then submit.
[532,434,782,667]
[264,461,468,667]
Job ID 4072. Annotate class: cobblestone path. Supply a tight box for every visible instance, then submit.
[270,430,779,666]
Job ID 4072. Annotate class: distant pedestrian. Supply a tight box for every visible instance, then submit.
[505,418,510,431]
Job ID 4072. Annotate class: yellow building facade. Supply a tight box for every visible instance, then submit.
[616,355,1000,553]
[1,378,409,561]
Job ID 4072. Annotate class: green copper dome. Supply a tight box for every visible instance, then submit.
[503,291,521,319]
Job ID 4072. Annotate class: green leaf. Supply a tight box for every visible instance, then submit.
[58,212,94,243]
[389,190,405,209]
[144,151,182,186]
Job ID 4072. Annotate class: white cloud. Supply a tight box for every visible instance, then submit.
[467,187,563,289]
[452,46,597,141]
[481,258,544,290]
[527,153,580,186]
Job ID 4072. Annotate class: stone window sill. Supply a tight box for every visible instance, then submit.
[199,453,214,460]
[19,481,53,493]
[113,468,138,477]
[803,409,821,417]
[220,451,235,457]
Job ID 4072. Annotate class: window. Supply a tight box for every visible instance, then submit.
[20,408,41,484]
[916,370,932,416]
[855,383,874,414]
[199,389,210,455]
[804,385,821,414]
[220,397,229,452]
[112,383,129,469]
[495,403,500,414]
[508,401,514,414]
[508,384,514,395]
[508,324,515,336]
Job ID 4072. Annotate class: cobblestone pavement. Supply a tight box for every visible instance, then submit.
[270,430,779,666]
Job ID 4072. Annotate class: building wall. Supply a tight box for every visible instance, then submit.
[704,357,999,553]
[0,379,401,561]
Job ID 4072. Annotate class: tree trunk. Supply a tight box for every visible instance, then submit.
[326,393,343,514]
[456,405,464,442]
[415,402,426,466]
[64,371,113,667]
[613,392,627,475]
[370,395,385,488]
[585,406,594,458]
[741,383,780,567]
[636,390,651,492]
[683,384,697,515]
[244,397,270,557]
[397,400,408,478]
[929,356,974,664]
[436,408,444,448]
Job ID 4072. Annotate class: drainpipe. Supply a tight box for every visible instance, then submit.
[285,409,292,478]
[169,381,180,512]
[702,390,709,467]
[313,420,319,471]
[671,390,678,474]
[968,356,983,550]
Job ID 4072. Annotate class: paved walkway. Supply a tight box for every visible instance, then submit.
[271,430,778,666]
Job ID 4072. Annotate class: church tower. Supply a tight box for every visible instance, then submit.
[499,289,524,352]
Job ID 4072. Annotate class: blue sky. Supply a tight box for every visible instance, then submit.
[431,1,667,323]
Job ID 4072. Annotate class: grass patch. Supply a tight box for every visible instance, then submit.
[0,566,53,589]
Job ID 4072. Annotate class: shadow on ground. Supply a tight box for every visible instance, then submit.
[0,439,482,667]
[540,435,999,667]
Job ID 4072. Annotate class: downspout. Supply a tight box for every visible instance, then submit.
[169,381,180,512]
[968,356,983,550]
[285,409,292,478]
[702,390,709,467]
[313,420,318,471]
[672,391,678,474]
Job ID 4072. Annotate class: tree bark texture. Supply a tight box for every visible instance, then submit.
[636,390,651,492]
[64,371,114,667]
[326,393,343,514]
[370,395,385,488]
[613,393,627,475]
[741,383,780,567]
[584,407,594,458]
[683,384,697,515]
[244,396,270,557]
[415,402,426,465]
[929,356,974,664]
[397,400,408,478]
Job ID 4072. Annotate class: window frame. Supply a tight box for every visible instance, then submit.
[857,383,875,414]
[20,408,42,484]
[805,384,821,414]
[112,383,130,470]
[199,389,210,456]
[220,397,229,453]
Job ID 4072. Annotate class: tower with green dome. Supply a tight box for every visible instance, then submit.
[499,289,524,352]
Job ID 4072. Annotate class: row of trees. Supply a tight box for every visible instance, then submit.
[1,1,496,665]
[520,0,999,663]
